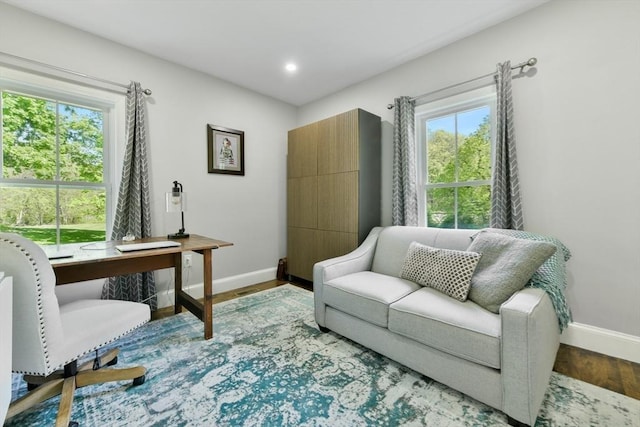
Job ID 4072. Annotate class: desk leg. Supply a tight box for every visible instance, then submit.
[174,253,183,315]
[203,248,213,340]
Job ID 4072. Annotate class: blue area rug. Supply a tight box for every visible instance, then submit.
[8,284,640,426]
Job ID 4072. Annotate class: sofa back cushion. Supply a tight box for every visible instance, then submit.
[372,226,475,277]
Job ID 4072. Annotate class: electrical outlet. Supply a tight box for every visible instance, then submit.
[184,254,193,268]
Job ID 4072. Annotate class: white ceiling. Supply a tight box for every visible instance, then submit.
[2,0,548,106]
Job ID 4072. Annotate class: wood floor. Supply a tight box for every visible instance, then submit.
[153,279,640,401]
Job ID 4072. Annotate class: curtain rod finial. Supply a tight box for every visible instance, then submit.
[126,88,152,95]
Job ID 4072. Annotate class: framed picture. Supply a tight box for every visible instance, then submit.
[207,124,245,175]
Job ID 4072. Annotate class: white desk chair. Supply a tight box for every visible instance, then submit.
[0,233,150,426]
[0,272,12,425]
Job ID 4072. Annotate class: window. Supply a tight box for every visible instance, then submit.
[416,87,496,229]
[0,81,114,245]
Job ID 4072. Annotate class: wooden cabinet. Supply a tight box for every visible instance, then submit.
[287,109,381,280]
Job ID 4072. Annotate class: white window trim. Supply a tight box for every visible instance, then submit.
[0,67,125,239]
[415,85,497,228]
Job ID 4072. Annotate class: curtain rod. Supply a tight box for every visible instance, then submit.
[0,50,152,95]
[387,57,537,109]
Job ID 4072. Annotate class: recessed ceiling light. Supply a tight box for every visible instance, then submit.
[285,63,298,73]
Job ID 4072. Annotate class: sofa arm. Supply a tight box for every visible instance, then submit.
[312,227,382,327]
[500,287,560,426]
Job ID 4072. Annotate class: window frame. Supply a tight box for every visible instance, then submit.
[415,85,497,228]
[0,71,119,245]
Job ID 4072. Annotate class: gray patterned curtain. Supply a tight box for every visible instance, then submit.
[101,82,156,309]
[491,62,524,230]
[392,96,419,226]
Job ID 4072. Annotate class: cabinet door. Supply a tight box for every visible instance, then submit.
[287,176,317,229]
[288,123,318,178]
[287,227,316,281]
[316,231,358,263]
[317,109,359,175]
[317,171,358,233]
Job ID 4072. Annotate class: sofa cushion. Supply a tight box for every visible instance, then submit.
[467,231,557,313]
[388,287,501,369]
[371,226,476,278]
[323,271,421,328]
[400,241,481,301]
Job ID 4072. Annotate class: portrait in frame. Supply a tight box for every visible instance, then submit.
[207,124,245,175]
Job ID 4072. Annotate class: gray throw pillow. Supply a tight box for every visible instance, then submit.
[467,231,557,313]
[477,228,572,331]
[400,241,481,301]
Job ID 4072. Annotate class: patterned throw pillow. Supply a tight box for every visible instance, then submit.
[400,242,481,301]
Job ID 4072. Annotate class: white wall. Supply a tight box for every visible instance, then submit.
[298,0,640,340]
[0,3,297,302]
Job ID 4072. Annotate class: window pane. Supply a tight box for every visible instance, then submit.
[2,88,108,245]
[59,103,104,182]
[426,115,455,184]
[426,187,455,228]
[457,107,491,182]
[0,186,106,244]
[0,186,57,244]
[59,188,106,243]
[457,185,491,229]
[2,92,57,180]
[418,88,494,230]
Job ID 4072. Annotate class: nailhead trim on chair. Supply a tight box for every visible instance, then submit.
[58,319,150,368]
[2,236,55,376]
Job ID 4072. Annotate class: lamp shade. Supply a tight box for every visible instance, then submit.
[166,190,186,213]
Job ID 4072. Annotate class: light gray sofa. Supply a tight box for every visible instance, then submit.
[313,226,561,427]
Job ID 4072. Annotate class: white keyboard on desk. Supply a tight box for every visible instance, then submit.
[115,241,181,252]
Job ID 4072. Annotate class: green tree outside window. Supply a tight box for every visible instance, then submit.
[425,106,492,229]
[0,91,107,244]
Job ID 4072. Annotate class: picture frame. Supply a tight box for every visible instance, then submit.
[207,124,245,175]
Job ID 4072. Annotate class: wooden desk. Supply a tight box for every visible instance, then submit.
[47,235,233,340]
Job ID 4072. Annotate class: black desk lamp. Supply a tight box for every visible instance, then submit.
[166,180,190,239]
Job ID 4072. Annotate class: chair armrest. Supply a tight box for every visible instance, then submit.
[312,227,382,327]
[500,287,560,426]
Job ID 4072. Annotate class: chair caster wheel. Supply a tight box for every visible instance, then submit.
[133,375,145,386]
[107,356,118,366]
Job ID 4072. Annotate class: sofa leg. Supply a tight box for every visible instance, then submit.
[507,416,530,427]
[318,325,330,333]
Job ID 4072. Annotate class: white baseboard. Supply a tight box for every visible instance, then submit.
[157,267,277,308]
[561,322,640,364]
